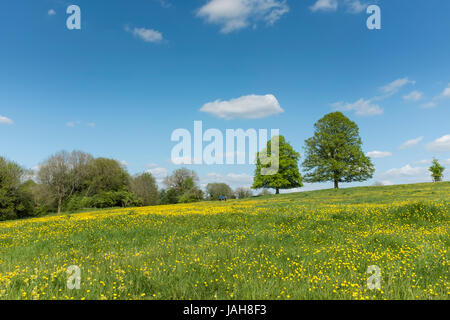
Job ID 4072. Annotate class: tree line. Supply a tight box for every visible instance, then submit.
[1,111,446,220]
[0,154,257,221]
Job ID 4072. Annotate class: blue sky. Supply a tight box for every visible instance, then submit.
[1,0,449,191]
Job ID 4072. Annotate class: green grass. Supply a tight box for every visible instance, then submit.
[0,182,449,300]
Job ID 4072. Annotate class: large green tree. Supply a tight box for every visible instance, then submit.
[252,135,303,194]
[303,112,375,189]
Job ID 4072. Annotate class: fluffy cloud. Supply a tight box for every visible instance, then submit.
[332,98,383,116]
[344,0,368,13]
[379,77,415,97]
[200,94,284,119]
[126,26,164,43]
[366,151,392,159]
[403,91,423,102]
[440,83,450,99]
[0,115,13,125]
[426,134,450,152]
[382,164,428,179]
[310,0,368,14]
[399,136,423,149]
[310,0,338,12]
[196,0,289,33]
[48,9,56,16]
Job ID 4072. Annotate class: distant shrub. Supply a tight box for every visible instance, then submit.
[64,191,142,211]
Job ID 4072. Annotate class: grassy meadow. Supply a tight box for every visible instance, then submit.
[0,182,449,300]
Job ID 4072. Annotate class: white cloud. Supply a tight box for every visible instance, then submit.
[87,122,96,128]
[421,102,436,109]
[66,121,77,127]
[426,134,450,152]
[332,78,415,117]
[332,98,383,116]
[48,9,56,16]
[440,83,450,99]
[0,115,13,125]
[382,164,428,179]
[443,159,450,165]
[399,136,423,150]
[196,0,289,33]
[310,0,338,12]
[147,167,168,179]
[344,0,367,14]
[310,0,370,14]
[126,26,164,43]
[379,77,415,97]
[366,151,392,159]
[120,160,129,167]
[403,91,423,102]
[200,94,284,119]
[415,159,431,165]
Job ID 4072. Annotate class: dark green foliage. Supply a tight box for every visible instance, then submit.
[252,135,303,194]
[130,172,159,206]
[162,168,204,204]
[84,158,130,195]
[0,157,36,220]
[303,112,375,189]
[205,183,234,200]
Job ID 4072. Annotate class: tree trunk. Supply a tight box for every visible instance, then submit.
[334,180,339,189]
[58,196,62,215]
[276,188,280,194]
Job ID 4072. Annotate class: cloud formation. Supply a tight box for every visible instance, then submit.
[332,98,383,116]
[0,115,13,125]
[366,151,392,159]
[126,26,164,43]
[399,136,423,150]
[403,91,423,102]
[310,0,368,14]
[197,0,289,33]
[426,134,450,152]
[200,94,284,119]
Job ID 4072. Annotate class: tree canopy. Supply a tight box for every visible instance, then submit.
[252,135,303,194]
[429,159,445,182]
[302,112,374,189]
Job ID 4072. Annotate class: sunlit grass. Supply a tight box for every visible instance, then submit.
[0,182,449,300]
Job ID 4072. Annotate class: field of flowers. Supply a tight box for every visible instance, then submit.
[0,182,449,300]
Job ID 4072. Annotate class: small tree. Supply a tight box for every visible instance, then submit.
[252,135,303,194]
[206,183,233,200]
[37,150,94,214]
[130,172,159,206]
[429,158,445,182]
[303,112,375,189]
[235,187,253,199]
[163,168,203,203]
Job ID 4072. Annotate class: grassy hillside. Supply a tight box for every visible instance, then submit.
[0,182,449,300]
